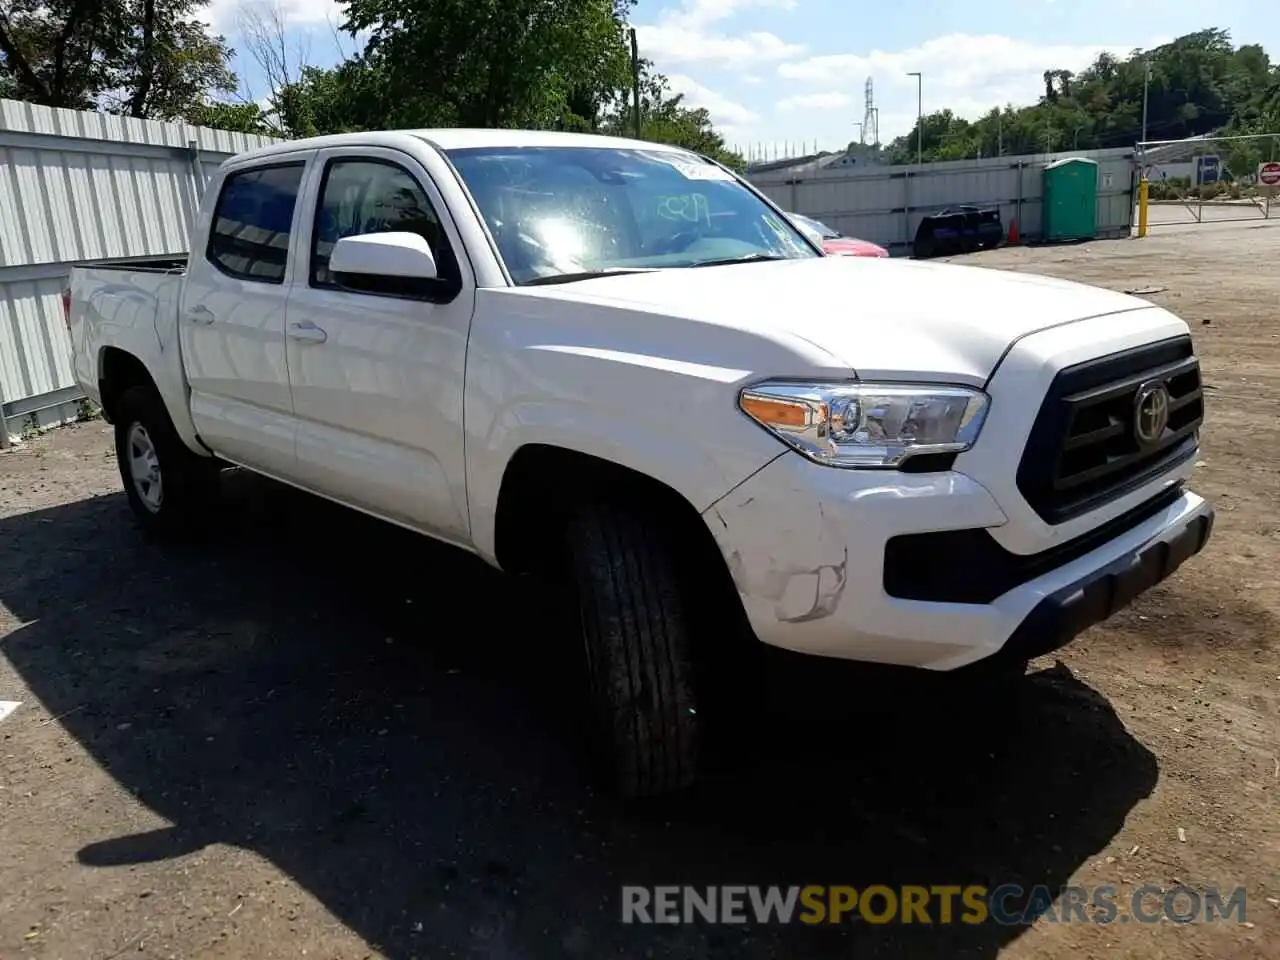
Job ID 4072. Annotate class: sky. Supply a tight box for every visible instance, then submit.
[206,0,1280,157]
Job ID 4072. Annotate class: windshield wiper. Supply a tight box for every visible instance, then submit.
[689,253,792,268]
[521,268,655,286]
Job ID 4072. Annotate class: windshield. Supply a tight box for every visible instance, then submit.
[445,145,820,284]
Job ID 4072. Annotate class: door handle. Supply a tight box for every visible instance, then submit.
[287,321,328,344]
[186,304,215,325]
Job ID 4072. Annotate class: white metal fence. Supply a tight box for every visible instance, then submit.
[0,98,280,445]
[747,147,1137,253]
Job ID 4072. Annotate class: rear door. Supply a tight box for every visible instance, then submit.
[179,154,311,477]
[283,146,476,541]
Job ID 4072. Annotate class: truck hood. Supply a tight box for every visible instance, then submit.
[513,256,1158,384]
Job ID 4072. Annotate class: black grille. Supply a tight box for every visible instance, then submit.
[1017,336,1204,524]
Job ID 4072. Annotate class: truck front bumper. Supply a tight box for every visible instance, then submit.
[703,455,1214,671]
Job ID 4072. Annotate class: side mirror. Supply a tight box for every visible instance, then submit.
[330,231,439,284]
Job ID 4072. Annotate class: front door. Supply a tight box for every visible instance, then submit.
[179,157,309,477]
[284,148,475,542]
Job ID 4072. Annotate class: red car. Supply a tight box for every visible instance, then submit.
[789,212,889,258]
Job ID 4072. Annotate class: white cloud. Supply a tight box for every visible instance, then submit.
[775,91,851,112]
[663,0,798,28]
[635,0,804,69]
[777,33,1153,139]
[666,74,760,130]
[207,0,346,32]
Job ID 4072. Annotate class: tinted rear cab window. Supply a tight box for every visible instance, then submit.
[207,164,305,283]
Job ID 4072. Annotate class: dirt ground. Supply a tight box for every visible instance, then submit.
[2,221,1278,959]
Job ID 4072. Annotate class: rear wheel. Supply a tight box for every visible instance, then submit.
[565,501,700,799]
[114,385,219,538]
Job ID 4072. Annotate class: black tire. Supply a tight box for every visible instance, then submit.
[114,385,219,538]
[565,502,700,799]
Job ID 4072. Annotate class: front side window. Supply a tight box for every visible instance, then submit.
[207,164,305,283]
[444,145,819,284]
[311,159,455,290]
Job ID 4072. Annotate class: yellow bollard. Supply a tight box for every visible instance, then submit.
[1137,177,1149,238]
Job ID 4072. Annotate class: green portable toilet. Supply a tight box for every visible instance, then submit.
[1042,157,1099,241]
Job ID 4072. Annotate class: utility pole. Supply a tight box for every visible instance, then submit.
[1141,56,1151,146]
[907,72,923,165]
[997,110,1003,157]
[853,121,864,144]
[630,28,641,139]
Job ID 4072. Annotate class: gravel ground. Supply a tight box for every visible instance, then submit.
[1,222,1277,959]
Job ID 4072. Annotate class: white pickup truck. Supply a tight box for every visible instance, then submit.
[68,129,1213,797]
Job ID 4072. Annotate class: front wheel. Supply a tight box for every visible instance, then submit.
[565,502,701,799]
[114,385,219,538]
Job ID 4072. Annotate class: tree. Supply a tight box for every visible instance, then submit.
[885,28,1280,164]
[0,0,236,117]
[185,0,741,158]
[339,0,635,130]
[598,66,744,168]
[273,58,389,138]
[184,99,272,133]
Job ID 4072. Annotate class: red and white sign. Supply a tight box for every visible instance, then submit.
[1259,161,1280,186]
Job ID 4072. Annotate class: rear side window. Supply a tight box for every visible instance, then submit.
[207,164,305,283]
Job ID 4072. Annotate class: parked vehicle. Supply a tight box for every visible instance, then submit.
[68,130,1213,798]
[788,212,889,257]
[912,205,1005,258]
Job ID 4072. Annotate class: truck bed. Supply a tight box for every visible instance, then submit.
[68,259,194,446]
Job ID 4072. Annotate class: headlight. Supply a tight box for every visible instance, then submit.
[738,381,989,468]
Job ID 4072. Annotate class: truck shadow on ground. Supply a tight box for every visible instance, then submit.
[0,473,1161,959]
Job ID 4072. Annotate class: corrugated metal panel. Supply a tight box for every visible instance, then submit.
[750,147,1136,253]
[0,98,284,439]
[0,276,70,402]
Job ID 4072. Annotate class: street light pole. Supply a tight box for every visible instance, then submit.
[907,71,922,165]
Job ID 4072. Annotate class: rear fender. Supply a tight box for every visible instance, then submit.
[80,272,205,456]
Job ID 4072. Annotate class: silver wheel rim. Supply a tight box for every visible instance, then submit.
[126,422,163,513]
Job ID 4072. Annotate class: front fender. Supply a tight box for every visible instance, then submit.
[464,346,785,564]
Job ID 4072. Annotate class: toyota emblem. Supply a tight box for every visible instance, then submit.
[1133,380,1171,446]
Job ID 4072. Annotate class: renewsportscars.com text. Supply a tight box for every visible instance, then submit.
[620,884,1248,926]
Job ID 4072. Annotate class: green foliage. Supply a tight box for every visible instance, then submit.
[0,0,235,117]
[887,29,1280,164]
[0,0,743,162]
[597,66,745,168]
[338,0,635,129]
[184,100,273,134]
[268,3,743,166]
[272,59,390,138]
[75,397,102,422]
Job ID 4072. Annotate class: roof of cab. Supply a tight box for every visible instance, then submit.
[227,128,695,164]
